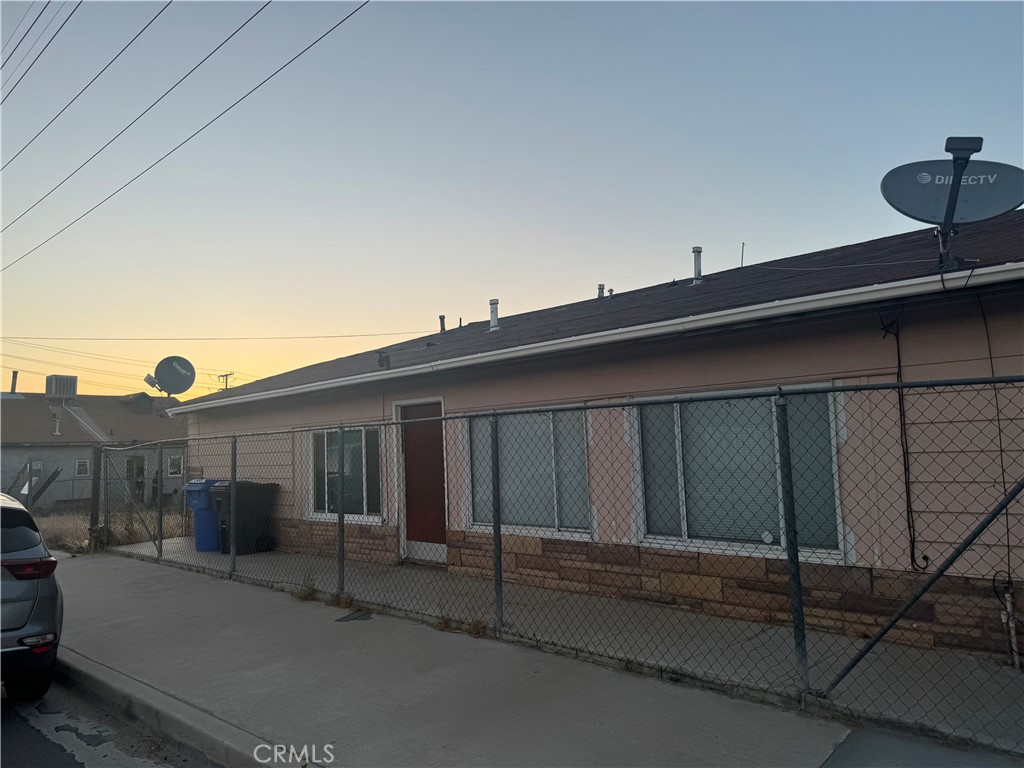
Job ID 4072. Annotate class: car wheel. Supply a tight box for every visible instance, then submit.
[4,664,55,702]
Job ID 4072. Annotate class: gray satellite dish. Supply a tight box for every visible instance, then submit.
[147,356,196,395]
[881,160,1024,225]
[881,137,1024,270]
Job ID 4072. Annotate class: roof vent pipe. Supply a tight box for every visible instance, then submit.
[10,370,17,394]
[692,246,703,285]
[597,284,605,298]
[488,299,501,331]
[439,315,446,334]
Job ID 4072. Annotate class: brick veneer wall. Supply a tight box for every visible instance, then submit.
[275,518,400,565]
[448,531,1021,654]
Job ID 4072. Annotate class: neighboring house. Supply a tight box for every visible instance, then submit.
[1,375,186,509]
[168,211,1023,650]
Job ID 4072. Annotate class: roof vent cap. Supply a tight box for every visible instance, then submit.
[488,299,501,331]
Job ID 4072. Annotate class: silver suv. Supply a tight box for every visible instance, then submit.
[1,492,63,701]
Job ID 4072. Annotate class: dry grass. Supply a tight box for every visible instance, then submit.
[434,615,452,632]
[293,568,317,601]
[326,593,354,609]
[468,617,488,638]
[31,505,191,555]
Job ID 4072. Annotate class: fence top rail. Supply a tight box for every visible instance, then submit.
[110,375,1024,445]
[99,439,188,454]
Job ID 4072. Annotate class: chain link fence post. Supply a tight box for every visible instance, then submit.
[490,413,503,637]
[89,445,102,551]
[156,443,164,560]
[102,447,110,547]
[337,428,346,597]
[230,436,237,577]
[776,393,810,702]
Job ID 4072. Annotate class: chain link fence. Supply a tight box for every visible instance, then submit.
[99,378,1023,754]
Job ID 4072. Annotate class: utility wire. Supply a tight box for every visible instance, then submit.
[1,0,272,235]
[2,352,161,380]
[0,364,219,393]
[749,259,960,272]
[3,342,256,380]
[1,0,60,86]
[0,1,48,69]
[2,0,83,104]
[1,0,371,273]
[3,331,428,341]
[1,2,36,55]
[2,1,173,171]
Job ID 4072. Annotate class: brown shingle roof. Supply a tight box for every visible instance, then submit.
[182,210,1024,408]
[1,393,182,445]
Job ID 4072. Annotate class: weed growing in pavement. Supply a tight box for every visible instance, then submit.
[434,615,452,631]
[294,568,317,601]
[326,592,353,609]
[468,617,488,638]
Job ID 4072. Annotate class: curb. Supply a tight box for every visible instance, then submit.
[56,646,263,768]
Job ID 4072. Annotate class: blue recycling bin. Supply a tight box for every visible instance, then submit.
[185,479,220,552]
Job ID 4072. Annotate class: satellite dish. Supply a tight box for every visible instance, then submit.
[881,160,1024,225]
[148,356,196,395]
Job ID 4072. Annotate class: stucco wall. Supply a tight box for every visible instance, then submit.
[183,289,1024,581]
[3,444,187,508]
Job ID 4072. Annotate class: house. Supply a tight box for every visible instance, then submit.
[1,375,186,510]
[167,210,1023,651]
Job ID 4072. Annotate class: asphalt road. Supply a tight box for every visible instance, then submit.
[1,686,195,768]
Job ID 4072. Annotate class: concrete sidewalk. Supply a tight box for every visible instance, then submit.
[53,555,1017,768]
[111,537,1024,755]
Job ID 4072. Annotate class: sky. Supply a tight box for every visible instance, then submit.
[1,1,1022,399]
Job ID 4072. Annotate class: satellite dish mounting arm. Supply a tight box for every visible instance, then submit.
[936,136,983,270]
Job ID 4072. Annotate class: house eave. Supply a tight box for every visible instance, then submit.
[167,262,1024,417]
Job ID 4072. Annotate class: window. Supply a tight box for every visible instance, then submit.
[470,411,590,531]
[640,393,839,550]
[313,428,381,517]
[75,460,90,477]
[167,456,183,477]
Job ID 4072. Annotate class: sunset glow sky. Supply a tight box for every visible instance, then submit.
[2,1,1021,399]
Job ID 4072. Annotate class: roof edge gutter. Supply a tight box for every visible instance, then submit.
[168,262,1023,416]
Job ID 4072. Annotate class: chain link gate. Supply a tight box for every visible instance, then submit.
[100,377,1023,754]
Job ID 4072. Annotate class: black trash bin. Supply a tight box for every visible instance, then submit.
[210,481,279,555]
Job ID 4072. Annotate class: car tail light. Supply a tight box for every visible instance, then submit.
[2,557,57,579]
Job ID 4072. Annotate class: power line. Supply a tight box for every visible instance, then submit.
[0,0,60,86]
[0,1,48,69]
[1,364,219,394]
[2,352,161,381]
[2,0,83,104]
[0,0,371,272]
[3,338,258,378]
[1,2,36,55]
[1,0,174,171]
[3,330,428,341]
[1,0,272,234]
[749,258,975,272]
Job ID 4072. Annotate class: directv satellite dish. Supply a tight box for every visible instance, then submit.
[146,356,196,396]
[880,137,1024,270]
[881,160,1024,226]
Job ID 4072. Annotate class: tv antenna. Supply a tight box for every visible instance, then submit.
[880,137,1024,271]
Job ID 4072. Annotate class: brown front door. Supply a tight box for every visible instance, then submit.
[401,403,446,561]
